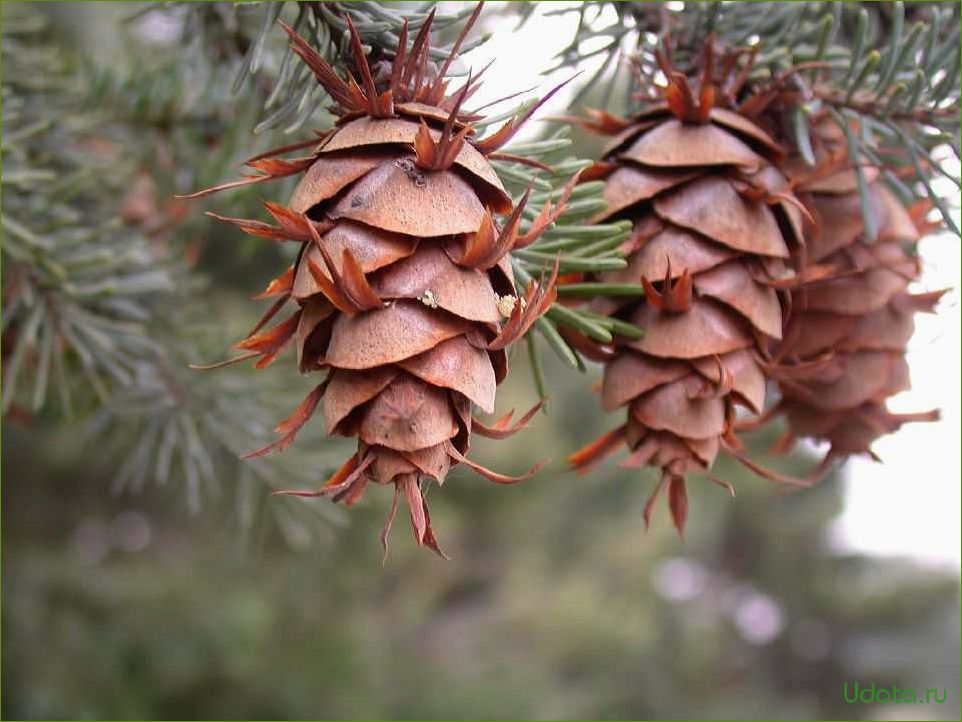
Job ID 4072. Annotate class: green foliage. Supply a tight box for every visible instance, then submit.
[86,340,346,535]
[150,1,489,135]
[1,4,340,543]
[538,0,961,235]
[1,7,173,417]
[537,0,663,109]
[498,141,634,383]
[730,0,962,236]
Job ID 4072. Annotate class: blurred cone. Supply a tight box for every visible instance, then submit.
[769,119,944,463]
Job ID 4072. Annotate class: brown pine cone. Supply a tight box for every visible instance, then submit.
[183,9,572,557]
[567,49,809,535]
[770,122,945,465]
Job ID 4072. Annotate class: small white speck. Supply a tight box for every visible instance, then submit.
[496,294,519,318]
[419,290,438,308]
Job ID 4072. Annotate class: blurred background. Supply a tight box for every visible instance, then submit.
[3,2,959,720]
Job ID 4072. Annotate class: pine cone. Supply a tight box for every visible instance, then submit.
[567,49,808,535]
[770,122,944,465]
[183,10,569,557]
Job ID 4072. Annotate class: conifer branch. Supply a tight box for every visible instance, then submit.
[2,4,342,545]
[537,1,960,235]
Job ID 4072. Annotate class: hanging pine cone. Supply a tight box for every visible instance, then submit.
[566,44,810,536]
[182,7,572,557]
[766,119,945,466]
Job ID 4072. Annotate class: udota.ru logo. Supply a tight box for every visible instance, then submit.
[843,681,947,704]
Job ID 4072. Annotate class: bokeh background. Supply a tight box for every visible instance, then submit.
[3,2,959,720]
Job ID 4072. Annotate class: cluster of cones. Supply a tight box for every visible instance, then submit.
[186,12,946,555]
[567,43,946,536]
